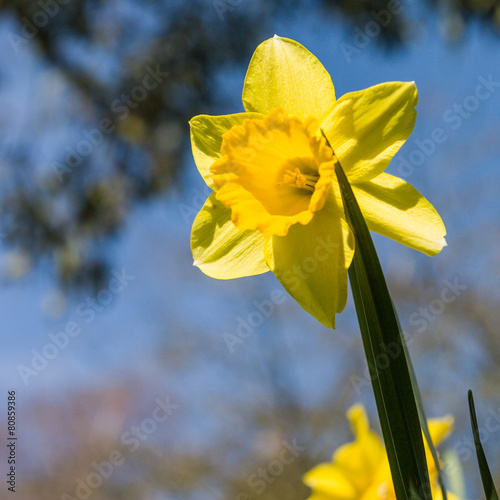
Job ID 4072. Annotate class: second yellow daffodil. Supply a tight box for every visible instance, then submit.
[303,404,458,500]
[190,36,446,328]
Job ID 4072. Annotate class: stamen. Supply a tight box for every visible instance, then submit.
[278,167,319,192]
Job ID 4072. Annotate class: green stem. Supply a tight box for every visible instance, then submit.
[333,159,431,500]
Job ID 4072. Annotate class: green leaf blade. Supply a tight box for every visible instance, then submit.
[334,159,432,500]
[468,390,499,500]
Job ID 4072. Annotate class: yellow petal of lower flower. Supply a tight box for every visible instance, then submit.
[333,406,387,493]
[347,404,371,438]
[307,493,352,500]
[304,404,458,500]
[428,416,454,448]
[435,490,461,500]
[242,36,336,122]
[425,415,454,482]
[189,112,263,189]
[333,441,385,495]
[352,173,447,256]
[347,406,387,468]
[322,82,417,182]
[304,463,358,500]
[191,192,269,279]
[264,194,354,328]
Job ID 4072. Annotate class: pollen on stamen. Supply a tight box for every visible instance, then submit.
[278,167,319,192]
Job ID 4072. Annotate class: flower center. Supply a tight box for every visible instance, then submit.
[278,166,320,192]
[210,108,335,237]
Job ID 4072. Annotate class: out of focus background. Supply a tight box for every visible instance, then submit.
[0,0,500,498]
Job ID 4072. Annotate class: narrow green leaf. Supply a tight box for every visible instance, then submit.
[399,313,447,500]
[468,390,499,500]
[332,157,431,500]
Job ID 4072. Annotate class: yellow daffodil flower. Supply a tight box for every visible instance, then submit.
[303,404,458,500]
[190,36,446,328]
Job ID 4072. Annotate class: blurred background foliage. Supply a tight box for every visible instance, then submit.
[1,0,500,499]
[2,0,500,291]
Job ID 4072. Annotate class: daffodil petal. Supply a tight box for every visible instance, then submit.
[332,406,386,492]
[334,441,385,494]
[352,173,447,256]
[347,406,386,467]
[304,405,386,499]
[424,415,454,481]
[437,491,461,500]
[306,492,351,500]
[303,403,457,500]
[303,463,357,499]
[242,36,336,122]
[191,192,269,279]
[322,82,417,182]
[428,416,454,447]
[347,404,371,438]
[264,194,354,328]
[189,112,263,189]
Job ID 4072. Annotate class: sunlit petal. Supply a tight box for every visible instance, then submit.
[191,193,269,278]
[352,173,447,256]
[243,36,336,121]
[190,112,264,189]
[264,192,354,328]
[322,82,417,182]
